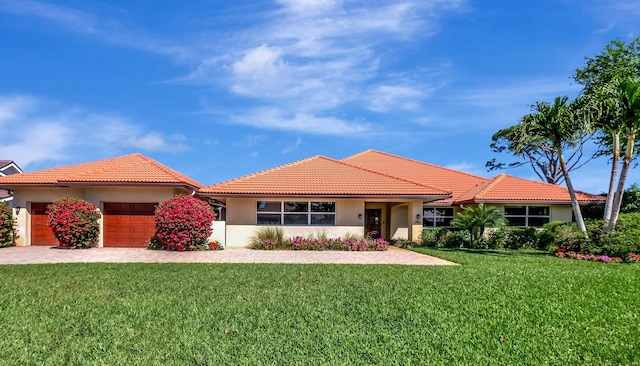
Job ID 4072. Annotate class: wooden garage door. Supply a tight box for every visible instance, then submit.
[31,203,58,246]
[104,203,157,247]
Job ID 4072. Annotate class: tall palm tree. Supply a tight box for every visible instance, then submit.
[452,203,507,247]
[605,78,640,230]
[522,96,589,235]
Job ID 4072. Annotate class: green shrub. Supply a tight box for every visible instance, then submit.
[595,213,640,257]
[485,226,540,250]
[250,227,286,249]
[0,202,16,247]
[392,239,417,248]
[421,228,447,247]
[47,197,101,249]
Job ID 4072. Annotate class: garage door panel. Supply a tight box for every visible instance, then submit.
[104,202,156,247]
[31,202,57,245]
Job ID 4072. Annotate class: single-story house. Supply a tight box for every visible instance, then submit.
[200,150,605,247]
[0,154,203,247]
[0,159,23,205]
[0,150,605,248]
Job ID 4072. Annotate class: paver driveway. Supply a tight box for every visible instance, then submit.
[0,246,457,266]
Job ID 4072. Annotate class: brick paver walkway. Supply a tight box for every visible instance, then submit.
[0,246,457,266]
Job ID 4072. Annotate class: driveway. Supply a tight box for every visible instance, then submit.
[0,246,457,266]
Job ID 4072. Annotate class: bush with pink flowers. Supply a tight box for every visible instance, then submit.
[153,195,217,251]
[47,197,101,248]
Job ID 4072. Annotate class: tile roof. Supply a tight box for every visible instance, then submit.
[0,154,204,189]
[456,174,606,204]
[342,149,489,205]
[200,155,451,197]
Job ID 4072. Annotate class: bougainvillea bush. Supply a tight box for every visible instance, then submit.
[153,195,217,251]
[47,197,101,249]
[0,202,16,247]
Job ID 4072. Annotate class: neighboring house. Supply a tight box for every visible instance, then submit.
[201,150,605,247]
[0,154,203,247]
[0,160,24,205]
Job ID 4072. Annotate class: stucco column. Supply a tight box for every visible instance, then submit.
[408,200,423,242]
[13,207,26,246]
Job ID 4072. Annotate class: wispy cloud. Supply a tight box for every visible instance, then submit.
[0,0,193,60]
[0,94,189,167]
[282,137,303,154]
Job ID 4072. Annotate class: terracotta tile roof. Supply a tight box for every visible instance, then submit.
[200,155,451,197]
[456,174,606,204]
[342,149,489,205]
[0,154,204,189]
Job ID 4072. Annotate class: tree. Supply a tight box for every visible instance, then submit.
[487,122,593,185]
[451,203,507,247]
[522,97,590,235]
[575,38,640,227]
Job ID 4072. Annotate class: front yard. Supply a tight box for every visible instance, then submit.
[0,249,638,365]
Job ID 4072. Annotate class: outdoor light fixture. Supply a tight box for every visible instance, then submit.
[416,214,421,220]
[15,207,21,215]
[358,213,363,219]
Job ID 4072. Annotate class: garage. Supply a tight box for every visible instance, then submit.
[31,202,58,245]
[103,203,157,247]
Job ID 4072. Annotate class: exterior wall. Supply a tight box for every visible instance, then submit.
[224,197,365,247]
[210,221,226,247]
[409,200,423,242]
[390,204,408,240]
[226,225,364,248]
[12,186,187,246]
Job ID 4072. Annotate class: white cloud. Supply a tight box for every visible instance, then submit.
[233,108,370,135]
[276,0,340,14]
[368,84,427,112]
[282,137,303,154]
[0,94,190,167]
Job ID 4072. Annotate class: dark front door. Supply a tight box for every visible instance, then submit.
[365,209,382,239]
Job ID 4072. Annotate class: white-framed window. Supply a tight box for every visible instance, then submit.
[256,201,336,226]
[423,207,455,227]
[504,206,550,227]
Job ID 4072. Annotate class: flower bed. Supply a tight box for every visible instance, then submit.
[252,235,388,251]
[555,250,633,263]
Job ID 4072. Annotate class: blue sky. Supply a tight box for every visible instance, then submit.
[1,0,639,192]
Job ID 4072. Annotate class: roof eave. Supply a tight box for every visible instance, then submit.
[197,192,451,200]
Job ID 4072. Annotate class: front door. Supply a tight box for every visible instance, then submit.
[365,209,382,239]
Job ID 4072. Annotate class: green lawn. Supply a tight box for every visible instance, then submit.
[1,250,639,365]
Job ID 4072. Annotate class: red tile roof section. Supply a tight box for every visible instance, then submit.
[0,154,204,189]
[200,155,451,197]
[342,149,489,204]
[457,174,606,204]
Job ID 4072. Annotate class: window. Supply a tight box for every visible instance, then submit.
[256,201,336,226]
[423,207,455,227]
[504,206,550,227]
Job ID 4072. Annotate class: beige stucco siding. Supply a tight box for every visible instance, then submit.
[223,197,366,247]
[390,204,408,240]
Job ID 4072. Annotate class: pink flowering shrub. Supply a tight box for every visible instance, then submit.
[0,202,16,247]
[47,197,101,248]
[627,253,640,263]
[153,195,216,251]
[285,235,388,251]
[555,250,623,263]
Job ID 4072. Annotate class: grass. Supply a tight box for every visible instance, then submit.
[0,250,639,365]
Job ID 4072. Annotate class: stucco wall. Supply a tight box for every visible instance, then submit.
[226,224,364,248]
[390,204,408,240]
[12,186,187,246]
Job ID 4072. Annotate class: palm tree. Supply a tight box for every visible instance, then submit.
[604,78,640,230]
[522,96,590,235]
[452,203,507,247]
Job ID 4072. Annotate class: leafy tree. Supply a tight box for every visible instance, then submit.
[575,38,640,227]
[487,122,593,185]
[451,203,507,247]
[522,97,590,235]
[621,183,640,213]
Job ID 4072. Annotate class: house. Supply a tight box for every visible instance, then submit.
[0,160,24,205]
[0,150,605,248]
[0,154,203,247]
[200,150,605,247]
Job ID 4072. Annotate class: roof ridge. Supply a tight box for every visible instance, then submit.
[335,157,451,195]
[474,174,506,199]
[58,153,145,181]
[209,155,325,187]
[347,149,489,180]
